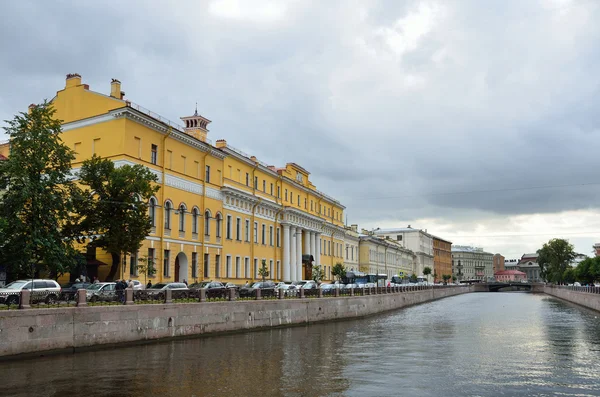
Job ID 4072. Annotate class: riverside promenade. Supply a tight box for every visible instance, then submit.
[0,285,470,359]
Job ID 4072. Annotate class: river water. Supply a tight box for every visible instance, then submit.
[2,293,600,397]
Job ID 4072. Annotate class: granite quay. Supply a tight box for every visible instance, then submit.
[0,285,470,359]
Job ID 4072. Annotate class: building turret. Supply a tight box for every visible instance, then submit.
[181,104,211,142]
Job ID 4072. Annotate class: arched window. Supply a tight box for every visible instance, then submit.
[204,210,211,236]
[215,213,222,238]
[192,207,199,234]
[164,201,173,229]
[148,197,157,227]
[178,203,187,232]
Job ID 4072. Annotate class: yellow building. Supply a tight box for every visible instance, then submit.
[5,73,347,284]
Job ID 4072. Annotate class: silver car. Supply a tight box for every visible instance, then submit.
[86,282,117,302]
[0,279,61,305]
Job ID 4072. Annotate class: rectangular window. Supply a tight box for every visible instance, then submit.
[285,189,288,201]
[129,252,138,276]
[262,180,266,192]
[236,218,241,241]
[328,241,331,256]
[304,198,307,209]
[226,215,232,239]
[204,253,209,278]
[192,252,197,279]
[163,250,170,277]
[235,257,241,278]
[276,260,281,279]
[276,227,281,247]
[262,224,266,245]
[205,165,211,183]
[254,176,258,189]
[397,235,402,241]
[277,186,281,198]
[245,219,250,242]
[270,183,273,195]
[269,226,274,246]
[150,145,158,164]
[134,137,142,159]
[244,258,250,279]
[246,173,249,186]
[297,195,300,206]
[226,256,232,278]
[254,222,258,243]
[311,200,313,211]
[254,258,258,279]
[269,260,274,280]
[147,248,155,277]
[215,255,220,278]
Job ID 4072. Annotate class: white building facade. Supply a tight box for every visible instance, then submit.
[373,226,434,278]
[344,225,360,272]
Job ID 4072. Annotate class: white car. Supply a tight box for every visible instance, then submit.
[0,279,62,305]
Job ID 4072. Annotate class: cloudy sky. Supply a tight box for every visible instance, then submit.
[1,0,600,259]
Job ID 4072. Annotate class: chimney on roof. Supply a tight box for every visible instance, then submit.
[65,73,82,89]
[216,139,227,149]
[110,79,122,99]
[250,156,257,162]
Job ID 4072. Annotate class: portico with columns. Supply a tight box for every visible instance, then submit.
[280,209,324,282]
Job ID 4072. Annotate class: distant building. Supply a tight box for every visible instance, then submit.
[358,230,416,280]
[452,246,494,282]
[494,270,527,282]
[517,254,541,282]
[344,225,360,272]
[493,254,505,273]
[594,243,600,257]
[505,259,519,270]
[373,226,434,279]
[433,236,453,283]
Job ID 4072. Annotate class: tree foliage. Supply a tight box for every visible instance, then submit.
[0,102,79,279]
[409,273,418,283]
[258,259,269,282]
[573,257,600,285]
[311,264,323,283]
[442,274,452,283]
[332,262,346,281]
[423,267,432,277]
[537,238,576,283]
[74,155,159,280]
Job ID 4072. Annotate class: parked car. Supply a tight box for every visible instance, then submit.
[276,282,297,296]
[320,283,341,291]
[60,282,92,300]
[144,282,190,299]
[86,282,117,302]
[239,281,276,298]
[0,279,62,305]
[189,281,227,298]
[344,283,359,290]
[130,280,144,290]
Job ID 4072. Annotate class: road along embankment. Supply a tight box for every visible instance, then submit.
[543,285,600,312]
[0,286,471,359]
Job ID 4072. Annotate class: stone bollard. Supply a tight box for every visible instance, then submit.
[19,290,31,309]
[76,289,87,307]
[199,289,206,302]
[165,289,172,304]
[278,288,285,300]
[228,288,236,301]
[318,288,323,298]
[300,288,305,299]
[350,287,354,297]
[334,288,339,298]
[255,288,262,300]
[125,288,134,305]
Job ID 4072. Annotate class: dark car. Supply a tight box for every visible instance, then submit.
[60,282,92,300]
[189,281,227,298]
[239,281,276,298]
[142,282,190,300]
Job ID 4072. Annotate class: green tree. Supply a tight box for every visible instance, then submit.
[332,262,346,281]
[563,267,576,284]
[574,257,600,285]
[311,264,323,283]
[0,102,80,279]
[258,259,269,283]
[442,274,451,284]
[451,275,457,282]
[74,155,159,281]
[423,266,432,282]
[537,238,576,284]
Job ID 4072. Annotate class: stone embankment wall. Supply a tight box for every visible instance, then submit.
[543,285,600,312]
[0,286,470,359]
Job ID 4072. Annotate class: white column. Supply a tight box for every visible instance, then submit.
[296,229,303,281]
[282,224,290,282]
[290,226,297,282]
[315,233,321,269]
[309,231,316,263]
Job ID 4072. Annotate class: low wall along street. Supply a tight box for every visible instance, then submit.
[543,285,600,312]
[0,286,470,359]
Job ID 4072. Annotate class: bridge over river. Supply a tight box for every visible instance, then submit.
[473,282,545,292]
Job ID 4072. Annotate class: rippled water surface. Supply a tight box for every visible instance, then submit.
[2,293,600,397]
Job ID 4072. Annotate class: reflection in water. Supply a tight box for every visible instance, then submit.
[1,293,599,397]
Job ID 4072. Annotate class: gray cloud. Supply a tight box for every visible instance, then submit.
[2,0,600,255]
